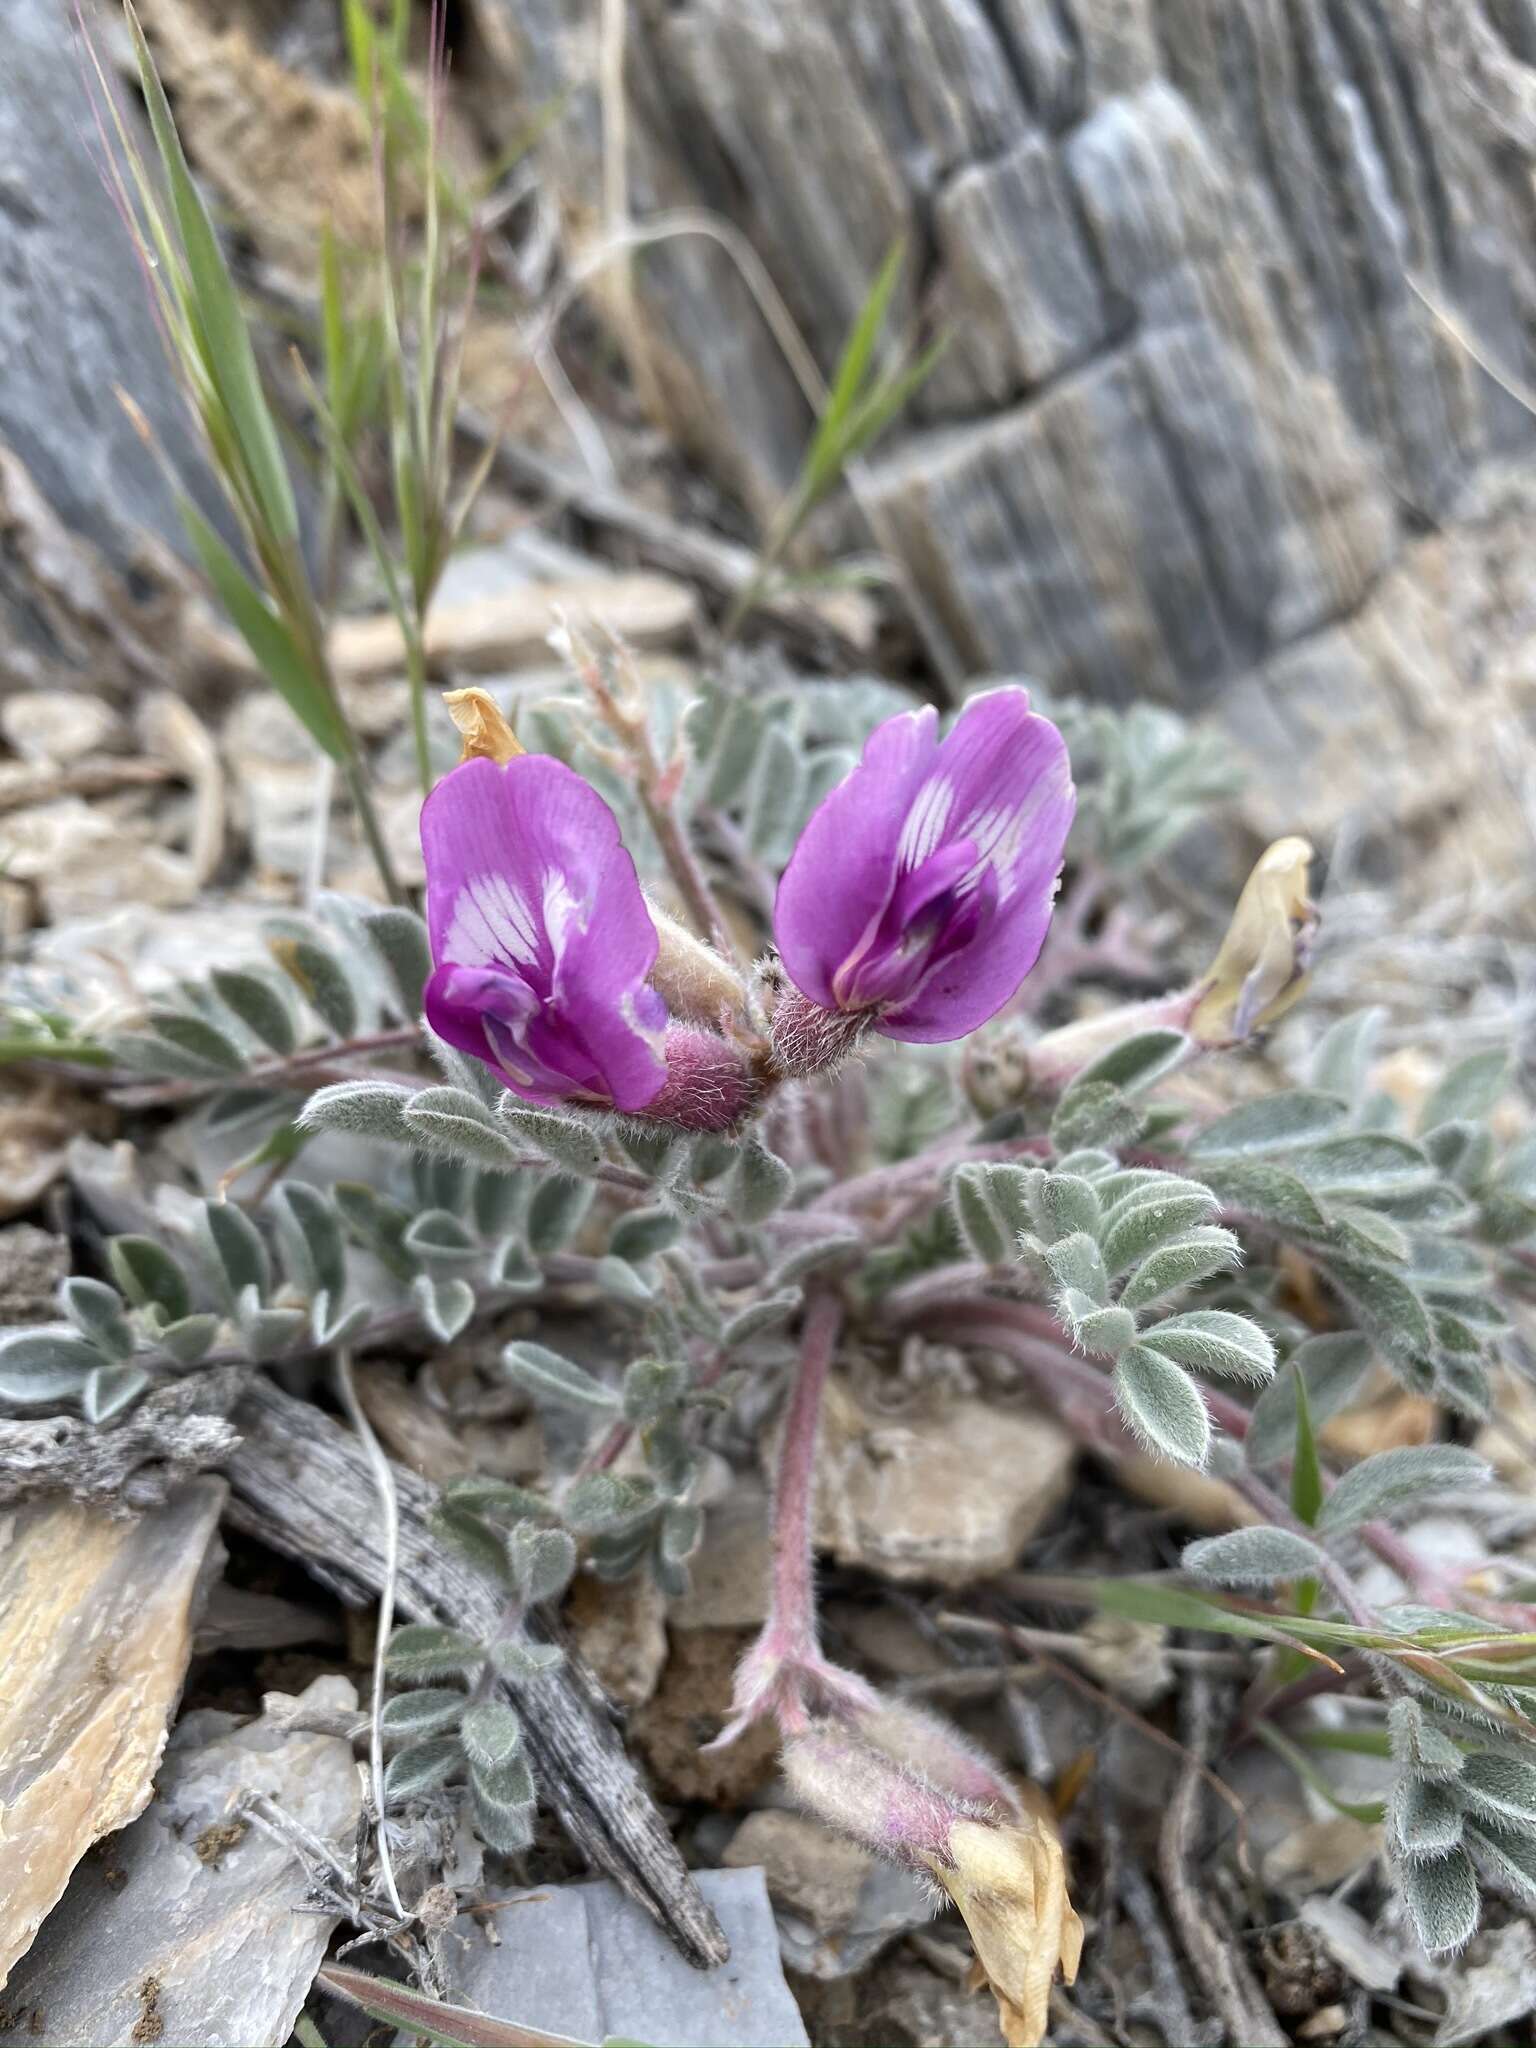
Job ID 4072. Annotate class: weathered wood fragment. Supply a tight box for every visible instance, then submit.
[222,1376,729,1969]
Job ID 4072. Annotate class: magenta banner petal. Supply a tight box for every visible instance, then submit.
[420,755,667,1112]
[772,686,1075,1045]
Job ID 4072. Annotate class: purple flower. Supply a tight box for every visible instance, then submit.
[421,754,668,1113]
[772,687,1075,1046]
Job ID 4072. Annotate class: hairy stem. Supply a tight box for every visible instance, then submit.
[766,1288,843,1671]
[106,1025,425,1108]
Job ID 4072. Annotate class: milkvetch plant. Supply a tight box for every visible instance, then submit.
[11,645,1536,2033]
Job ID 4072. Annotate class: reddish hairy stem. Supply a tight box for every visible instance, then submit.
[108,1025,425,1108]
[768,1289,844,1661]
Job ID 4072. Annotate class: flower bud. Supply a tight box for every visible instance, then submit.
[642,1026,764,1135]
[645,897,751,1030]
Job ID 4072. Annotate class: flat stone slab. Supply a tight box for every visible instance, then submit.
[0,1676,361,2047]
[447,1867,809,2048]
[0,1478,225,1986]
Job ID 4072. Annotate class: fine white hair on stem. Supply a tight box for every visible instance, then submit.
[333,1344,407,1923]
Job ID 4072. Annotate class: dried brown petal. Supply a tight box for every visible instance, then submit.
[1191,835,1317,1047]
[922,1787,1083,2048]
[444,687,524,766]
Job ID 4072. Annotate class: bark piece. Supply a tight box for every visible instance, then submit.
[0,1478,226,1985]
[0,1676,361,2048]
[0,1367,246,1511]
[222,1377,728,1968]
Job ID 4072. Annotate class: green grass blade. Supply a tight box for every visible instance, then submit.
[804,237,906,485]
[182,502,345,759]
[126,4,298,547]
[1290,1371,1324,1527]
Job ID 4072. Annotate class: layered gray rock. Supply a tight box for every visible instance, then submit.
[0,0,222,688]
[482,0,1536,852]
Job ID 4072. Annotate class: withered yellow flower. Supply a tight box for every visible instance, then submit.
[443,686,524,766]
[922,1788,1084,2048]
[1190,835,1317,1047]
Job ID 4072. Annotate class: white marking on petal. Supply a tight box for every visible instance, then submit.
[447,870,542,969]
[953,755,1071,903]
[896,774,954,869]
[541,870,583,951]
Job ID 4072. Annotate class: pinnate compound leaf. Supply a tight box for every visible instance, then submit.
[951,1164,1010,1264]
[561,1472,658,1534]
[1044,1232,1109,1306]
[608,1207,683,1265]
[145,1009,248,1075]
[721,1291,801,1349]
[1114,1346,1211,1467]
[1101,1185,1217,1274]
[198,1200,270,1306]
[1036,1172,1101,1243]
[1311,1009,1385,1104]
[269,935,358,1038]
[1198,1159,1329,1234]
[430,1502,514,1585]
[276,1182,348,1301]
[1320,1255,1434,1366]
[1465,1818,1536,1906]
[490,1638,565,1682]
[1069,1301,1138,1358]
[159,1313,221,1364]
[1318,1445,1490,1534]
